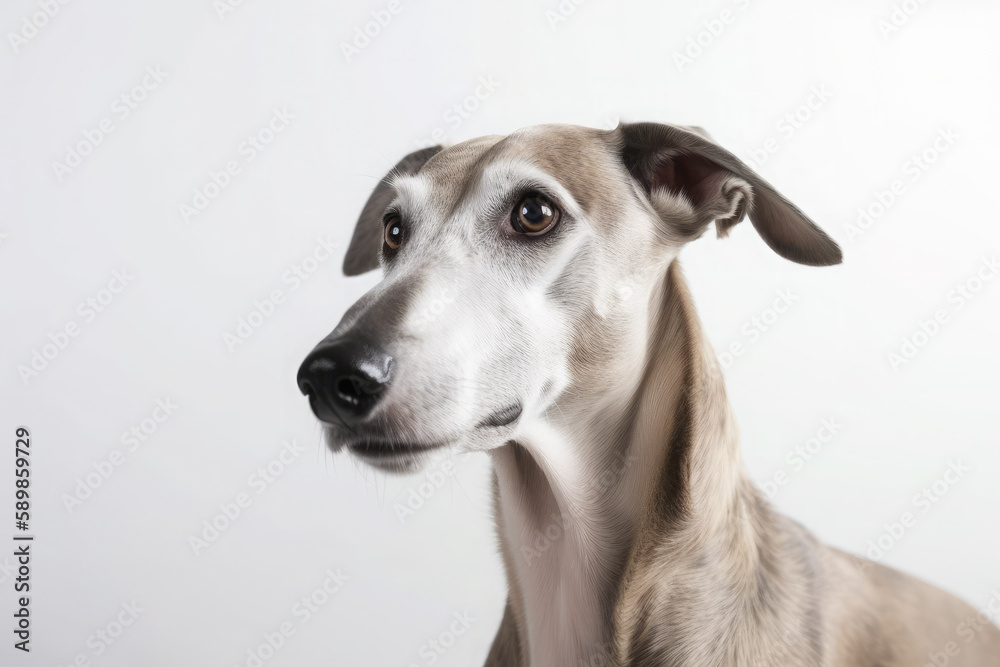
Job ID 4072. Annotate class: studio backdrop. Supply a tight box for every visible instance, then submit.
[1,1,998,665]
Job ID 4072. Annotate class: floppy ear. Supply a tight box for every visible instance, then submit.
[618,122,842,266]
[342,146,443,276]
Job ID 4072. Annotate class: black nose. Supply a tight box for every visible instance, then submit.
[297,340,394,425]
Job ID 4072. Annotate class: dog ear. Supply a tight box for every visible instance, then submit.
[618,122,842,266]
[342,145,443,276]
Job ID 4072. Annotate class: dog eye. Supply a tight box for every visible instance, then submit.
[384,216,403,249]
[511,194,559,235]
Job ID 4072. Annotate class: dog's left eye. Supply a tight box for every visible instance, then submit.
[511,194,559,235]
[384,216,403,249]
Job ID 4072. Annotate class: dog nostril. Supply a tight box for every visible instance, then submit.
[298,378,315,399]
[335,374,383,408]
[336,377,362,406]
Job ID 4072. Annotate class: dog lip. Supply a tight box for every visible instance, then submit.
[346,439,445,458]
[477,403,523,429]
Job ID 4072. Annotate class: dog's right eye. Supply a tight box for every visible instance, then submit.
[511,194,559,235]
[384,216,403,249]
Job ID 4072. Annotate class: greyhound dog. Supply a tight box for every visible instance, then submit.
[297,123,1000,666]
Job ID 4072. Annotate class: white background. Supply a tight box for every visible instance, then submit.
[2,1,999,665]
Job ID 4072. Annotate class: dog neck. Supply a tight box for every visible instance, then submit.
[489,260,760,666]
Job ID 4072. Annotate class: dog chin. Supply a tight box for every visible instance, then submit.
[361,441,454,473]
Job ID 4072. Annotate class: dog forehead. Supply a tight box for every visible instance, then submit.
[490,124,626,214]
[401,125,627,219]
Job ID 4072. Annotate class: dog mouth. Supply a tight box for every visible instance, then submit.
[345,438,446,459]
[320,401,522,471]
[334,436,449,473]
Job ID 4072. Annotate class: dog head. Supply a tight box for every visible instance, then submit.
[297,123,841,472]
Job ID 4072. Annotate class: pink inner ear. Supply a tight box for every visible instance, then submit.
[651,151,725,209]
